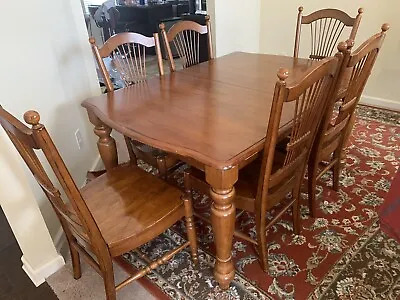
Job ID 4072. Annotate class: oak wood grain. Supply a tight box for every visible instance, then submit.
[82,52,318,169]
[0,107,198,300]
[82,52,324,290]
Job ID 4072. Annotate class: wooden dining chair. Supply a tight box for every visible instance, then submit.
[307,24,390,217]
[159,16,213,72]
[0,106,198,300]
[184,56,340,272]
[294,7,363,60]
[90,33,179,178]
[90,32,164,91]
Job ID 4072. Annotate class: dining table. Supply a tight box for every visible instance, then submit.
[81,51,317,289]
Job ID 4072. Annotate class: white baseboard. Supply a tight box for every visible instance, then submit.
[360,95,400,111]
[22,254,65,287]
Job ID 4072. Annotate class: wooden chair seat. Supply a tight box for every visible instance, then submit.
[81,164,184,257]
[0,107,198,300]
[133,141,163,154]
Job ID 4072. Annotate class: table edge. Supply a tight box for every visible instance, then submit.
[82,101,269,169]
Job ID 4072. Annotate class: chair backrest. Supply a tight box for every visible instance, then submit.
[294,7,363,60]
[256,56,341,211]
[159,16,213,72]
[0,107,107,258]
[325,24,389,142]
[89,32,164,92]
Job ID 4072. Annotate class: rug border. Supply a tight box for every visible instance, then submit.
[307,220,381,299]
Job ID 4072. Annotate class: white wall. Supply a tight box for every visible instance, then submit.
[0,133,65,286]
[208,0,261,57]
[259,0,400,110]
[0,0,101,281]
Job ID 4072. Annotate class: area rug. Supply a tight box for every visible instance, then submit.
[116,105,399,300]
[379,167,400,242]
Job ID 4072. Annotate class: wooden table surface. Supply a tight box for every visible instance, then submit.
[82,52,316,290]
[83,52,316,169]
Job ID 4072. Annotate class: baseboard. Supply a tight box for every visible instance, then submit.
[21,254,65,287]
[360,95,400,111]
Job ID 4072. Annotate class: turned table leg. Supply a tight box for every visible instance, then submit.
[87,111,118,171]
[205,166,238,290]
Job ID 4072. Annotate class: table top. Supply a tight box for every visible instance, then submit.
[82,52,317,169]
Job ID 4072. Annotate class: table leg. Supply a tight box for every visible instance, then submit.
[87,111,118,171]
[205,165,238,290]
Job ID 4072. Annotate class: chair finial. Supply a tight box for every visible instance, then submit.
[89,37,96,45]
[205,15,210,21]
[358,7,364,14]
[24,111,40,126]
[277,68,289,82]
[381,23,390,32]
[337,41,348,53]
[298,6,304,12]
[345,39,355,51]
[159,23,166,30]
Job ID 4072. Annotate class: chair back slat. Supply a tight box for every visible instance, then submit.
[294,7,363,59]
[89,32,164,92]
[0,107,107,258]
[334,24,389,128]
[160,16,213,72]
[256,56,340,211]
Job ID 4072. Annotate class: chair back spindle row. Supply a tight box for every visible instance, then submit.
[90,32,164,92]
[294,7,363,60]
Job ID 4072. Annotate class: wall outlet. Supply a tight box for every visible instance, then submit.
[75,129,84,150]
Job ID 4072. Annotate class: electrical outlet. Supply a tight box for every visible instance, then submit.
[75,129,84,150]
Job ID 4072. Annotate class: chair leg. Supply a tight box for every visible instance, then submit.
[332,152,342,192]
[60,222,82,280]
[183,172,198,265]
[101,261,116,300]
[70,245,82,280]
[256,216,268,273]
[292,198,300,235]
[156,156,168,180]
[307,159,318,218]
[124,136,138,166]
[341,113,356,160]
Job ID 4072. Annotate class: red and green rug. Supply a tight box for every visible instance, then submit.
[118,105,400,299]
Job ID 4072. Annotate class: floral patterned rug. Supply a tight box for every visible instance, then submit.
[118,105,400,300]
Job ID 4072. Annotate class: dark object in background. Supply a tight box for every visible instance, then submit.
[188,0,195,14]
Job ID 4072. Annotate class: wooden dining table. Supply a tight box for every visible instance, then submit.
[81,52,317,289]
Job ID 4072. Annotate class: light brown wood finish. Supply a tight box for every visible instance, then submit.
[90,32,164,92]
[294,7,363,60]
[82,53,320,169]
[308,24,390,217]
[185,56,340,272]
[82,52,323,289]
[0,107,198,300]
[89,32,179,178]
[160,16,213,72]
